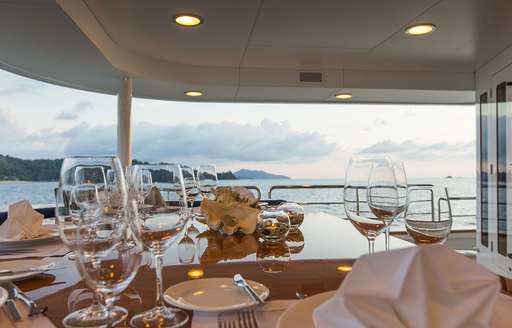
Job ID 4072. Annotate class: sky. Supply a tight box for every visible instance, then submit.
[0,69,476,180]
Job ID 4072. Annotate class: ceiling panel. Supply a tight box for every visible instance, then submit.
[85,0,260,67]
[249,0,439,48]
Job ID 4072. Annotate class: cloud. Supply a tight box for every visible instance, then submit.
[55,101,94,120]
[0,75,44,95]
[62,120,338,164]
[358,139,475,160]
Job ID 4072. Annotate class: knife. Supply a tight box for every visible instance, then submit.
[0,266,65,276]
[233,274,265,306]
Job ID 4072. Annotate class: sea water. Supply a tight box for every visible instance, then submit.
[0,177,476,229]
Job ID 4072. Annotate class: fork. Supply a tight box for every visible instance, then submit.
[238,310,259,328]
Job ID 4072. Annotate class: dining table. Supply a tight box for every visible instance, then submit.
[1,208,494,327]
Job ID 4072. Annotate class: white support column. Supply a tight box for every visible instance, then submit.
[117,76,132,168]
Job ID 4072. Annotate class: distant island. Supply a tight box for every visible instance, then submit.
[234,169,290,180]
[0,155,287,181]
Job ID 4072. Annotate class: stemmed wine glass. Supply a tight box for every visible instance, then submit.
[126,165,153,216]
[55,156,129,327]
[196,164,218,200]
[404,185,452,244]
[382,162,408,250]
[130,164,189,328]
[367,162,400,251]
[74,199,143,327]
[343,156,394,253]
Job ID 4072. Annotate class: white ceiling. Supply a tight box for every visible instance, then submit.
[0,0,511,104]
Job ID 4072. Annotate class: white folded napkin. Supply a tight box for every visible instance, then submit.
[0,200,49,241]
[313,244,501,328]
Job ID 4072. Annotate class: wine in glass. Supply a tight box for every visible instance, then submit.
[130,164,189,328]
[404,186,452,244]
[343,156,393,253]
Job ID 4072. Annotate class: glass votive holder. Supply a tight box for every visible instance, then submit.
[277,202,304,229]
[256,208,290,241]
[256,241,291,273]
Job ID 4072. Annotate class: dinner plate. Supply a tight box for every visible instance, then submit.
[0,230,60,248]
[0,258,57,282]
[277,290,335,328]
[164,277,269,312]
[0,286,7,307]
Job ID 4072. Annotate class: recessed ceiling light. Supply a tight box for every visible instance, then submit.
[185,91,203,97]
[405,24,436,35]
[335,93,353,99]
[173,14,203,27]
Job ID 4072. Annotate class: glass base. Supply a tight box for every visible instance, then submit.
[63,304,127,328]
[130,306,189,328]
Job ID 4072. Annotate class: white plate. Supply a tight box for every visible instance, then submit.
[277,290,335,328]
[0,258,57,282]
[0,230,59,247]
[164,278,269,312]
[0,286,7,307]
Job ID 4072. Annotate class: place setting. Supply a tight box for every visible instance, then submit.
[0,200,68,260]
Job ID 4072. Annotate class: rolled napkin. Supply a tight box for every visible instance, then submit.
[0,200,50,241]
[313,244,501,328]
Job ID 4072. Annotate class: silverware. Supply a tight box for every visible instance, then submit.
[3,283,22,321]
[233,274,265,306]
[238,310,259,328]
[0,266,65,276]
[2,282,47,316]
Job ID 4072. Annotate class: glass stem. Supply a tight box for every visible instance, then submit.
[154,253,165,307]
[103,294,115,327]
[368,239,375,253]
[385,227,390,251]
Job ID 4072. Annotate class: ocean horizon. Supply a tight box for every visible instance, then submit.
[0,177,476,230]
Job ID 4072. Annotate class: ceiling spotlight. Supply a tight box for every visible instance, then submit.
[173,14,203,27]
[405,24,436,35]
[335,93,353,99]
[185,91,203,97]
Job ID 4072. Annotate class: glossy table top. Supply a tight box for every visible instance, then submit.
[5,210,414,327]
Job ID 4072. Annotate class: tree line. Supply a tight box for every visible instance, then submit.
[0,155,237,181]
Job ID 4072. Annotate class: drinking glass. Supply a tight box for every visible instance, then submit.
[196,164,218,199]
[383,162,409,249]
[126,165,153,216]
[367,162,399,250]
[55,156,129,328]
[74,201,143,327]
[130,164,189,328]
[343,156,393,253]
[404,186,452,244]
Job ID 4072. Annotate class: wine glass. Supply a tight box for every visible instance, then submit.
[126,165,153,216]
[404,186,452,244]
[55,156,129,328]
[196,164,218,200]
[343,156,392,253]
[367,162,399,251]
[384,162,409,250]
[130,164,189,328]
[74,200,143,327]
